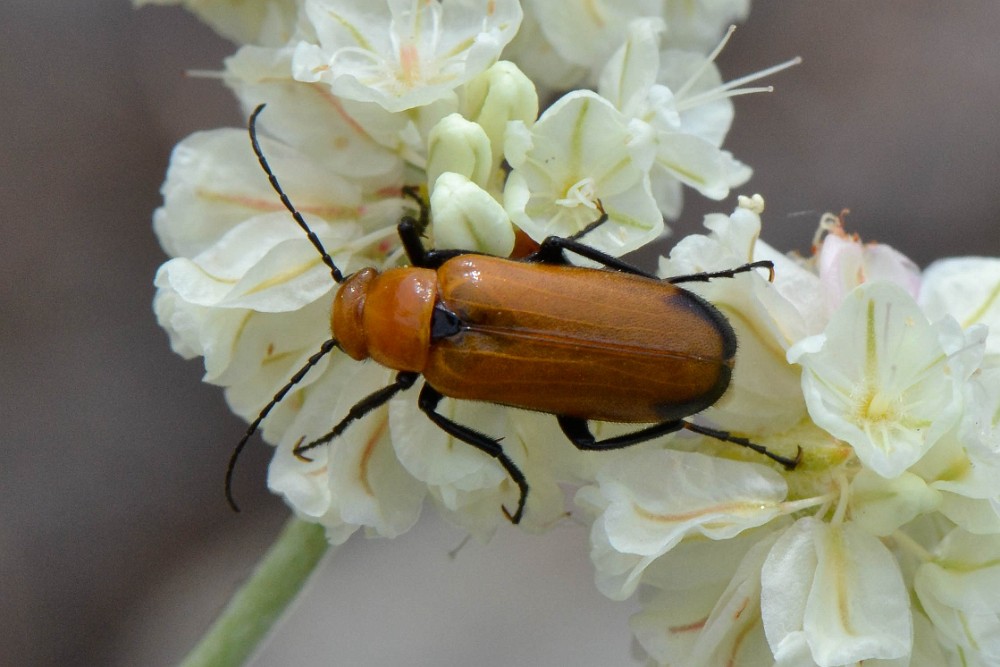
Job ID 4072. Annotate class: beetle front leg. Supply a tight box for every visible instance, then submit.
[294,371,420,460]
[397,217,469,269]
[417,384,529,524]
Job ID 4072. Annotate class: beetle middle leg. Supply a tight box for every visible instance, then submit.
[293,371,420,461]
[666,261,775,285]
[528,222,658,278]
[417,384,529,524]
[557,416,801,469]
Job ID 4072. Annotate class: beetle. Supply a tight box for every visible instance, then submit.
[226,104,800,524]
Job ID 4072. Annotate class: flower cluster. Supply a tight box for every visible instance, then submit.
[146,1,1000,665]
[577,202,1000,665]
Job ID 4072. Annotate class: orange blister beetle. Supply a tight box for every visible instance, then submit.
[226,105,799,523]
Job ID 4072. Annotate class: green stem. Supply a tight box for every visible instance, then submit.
[179,517,330,667]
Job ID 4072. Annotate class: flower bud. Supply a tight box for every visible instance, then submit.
[462,61,539,173]
[431,172,514,256]
[426,114,493,193]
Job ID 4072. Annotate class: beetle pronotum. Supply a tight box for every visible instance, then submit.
[226,104,799,523]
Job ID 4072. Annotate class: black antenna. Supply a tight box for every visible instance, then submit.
[226,338,339,511]
[226,105,350,511]
[248,104,344,283]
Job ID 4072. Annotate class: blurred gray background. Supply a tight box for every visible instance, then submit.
[2,2,998,666]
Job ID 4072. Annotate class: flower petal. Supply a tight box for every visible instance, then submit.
[582,449,786,599]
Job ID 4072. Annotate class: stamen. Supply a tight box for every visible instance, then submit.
[673,25,736,100]
[676,56,802,112]
[555,178,598,209]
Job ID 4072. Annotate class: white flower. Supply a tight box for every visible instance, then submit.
[787,282,979,478]
[761,518,912,665]
[576,449,787,600]
[920,256,1000,358]
[814,213,922,315]
[629,531,780,666]
[503,90,661,256]
[914,529,1000,664]
[291,0,522,112]
[658,199,817,438]
[520,0,660,74]
[660,0,750,52]
[225,45,411,181]
[599,20,797,219]
[457,60,538,194]
[425,113,494,191]
[151,127,373,433]
[153,128,359,258]
[578,202,998,666]
[499,9,588,94]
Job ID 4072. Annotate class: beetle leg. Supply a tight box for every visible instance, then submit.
[682,422,801,470]
[526,206,656,277]
[400,184,429,232]
[398,216,431,267]
[293,371,420,461]
[667,260,775,285]
[559,416,801,470]
[529,236,658,278]
[417,384,529,524]
[557,416,684,450]
[397,217,469,269]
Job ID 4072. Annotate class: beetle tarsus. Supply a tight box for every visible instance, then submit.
[400,184,430,233]
[565,208,609,241]
[667,260,775,285]
[292,436,312,462]
[417,384,528,524]
[681,422,801,470]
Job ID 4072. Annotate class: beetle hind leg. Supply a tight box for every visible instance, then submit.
[681,421,801,469]
[557,416,685,450]
[558,416,801,470]
[417,384,529,524]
